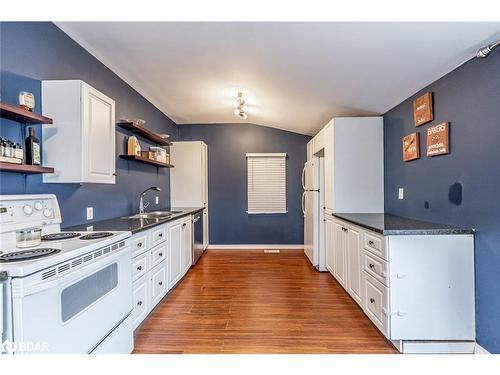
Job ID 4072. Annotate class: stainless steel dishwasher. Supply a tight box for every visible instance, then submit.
[192,210,204,265]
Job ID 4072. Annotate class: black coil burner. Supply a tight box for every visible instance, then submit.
[42,232,81,241]
[0,248,61,262]
[79,232,114,240]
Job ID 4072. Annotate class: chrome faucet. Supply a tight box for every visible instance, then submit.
[138,187,161,214]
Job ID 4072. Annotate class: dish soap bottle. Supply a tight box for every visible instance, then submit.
[25,127,41,165]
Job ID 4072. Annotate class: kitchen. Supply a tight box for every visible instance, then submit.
[1,6,500,370]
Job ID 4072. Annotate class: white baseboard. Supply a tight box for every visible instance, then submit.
[206,244,303,250]
[474,343,490,354]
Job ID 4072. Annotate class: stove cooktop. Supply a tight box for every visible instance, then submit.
[79,232,114,240]
[42,232,81,241]
[0,248,62,263]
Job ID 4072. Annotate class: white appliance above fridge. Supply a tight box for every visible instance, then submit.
[302,157,325,271]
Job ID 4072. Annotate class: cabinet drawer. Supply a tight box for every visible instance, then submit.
[132,251,149,281]
[131,234,148,257]
[150,262,167,307]
[363,250,389,286]
[151,242,167,268]
[362,271,389,338]
[132,274,149,330]
[151,225,167,246]
[363,231,386,260]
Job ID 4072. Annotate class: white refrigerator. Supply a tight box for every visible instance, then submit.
[302,157,325,271]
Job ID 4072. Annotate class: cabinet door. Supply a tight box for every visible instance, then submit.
[325,216,335,276]
[346,226,363,306]
[201,143,208,207]
[150,262,167,307]
[132,274,149,330]
[182,218,192,274]
[333,221,347,288]
[168,220,183,289]
[81,83,116,184]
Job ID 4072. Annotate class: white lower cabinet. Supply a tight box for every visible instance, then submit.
[130,215,194,330]
[167,220,183,289]
[132,274,149,329]
[150,262,167,306]
[324,216,335,275]
[333,221,347,289]
[326,216,475,353]
[346,226,362,305]
[362,271,389,337]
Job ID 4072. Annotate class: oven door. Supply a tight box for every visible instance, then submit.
[11,247,132,354]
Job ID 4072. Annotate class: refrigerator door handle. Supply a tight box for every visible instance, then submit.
[301,191,306,216]
[302,165,306,190]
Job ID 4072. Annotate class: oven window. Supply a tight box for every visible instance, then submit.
[61,263,118,322]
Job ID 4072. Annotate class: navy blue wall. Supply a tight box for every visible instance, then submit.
[0,22,176,227]
[178,123,310,244]
[384,51,500,352]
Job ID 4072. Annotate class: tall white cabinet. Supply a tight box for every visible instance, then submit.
[41,80,116,184]
[315,117,384,213]
[170,141,209,249]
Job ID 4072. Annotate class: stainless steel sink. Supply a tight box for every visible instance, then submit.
[122,210,182,219]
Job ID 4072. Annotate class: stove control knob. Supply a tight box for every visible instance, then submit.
[23,204,33,215]
[34,201,43,211]
[43,208,53,218]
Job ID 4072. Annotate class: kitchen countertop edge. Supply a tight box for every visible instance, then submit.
[65,207,205,234]
[332,213,475,236]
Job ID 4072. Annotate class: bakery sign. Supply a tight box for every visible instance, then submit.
[413,92,433,126]
[426,122,449,156]
[402,132,420,161]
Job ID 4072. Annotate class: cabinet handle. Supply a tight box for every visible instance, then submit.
[158,281,163,286]
[137,265,142,271]
[369,264,375,269]
[159,252,163,257]
[137,242,143,247]
[370,298,375,304]
[182,223,187,227]
[368,240,374,245]
[158,233,163,238]
[137,300,143,306]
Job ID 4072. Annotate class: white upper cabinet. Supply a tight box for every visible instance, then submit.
[313,117,383,213]
[170,141,208,208]
[42,80,116,184]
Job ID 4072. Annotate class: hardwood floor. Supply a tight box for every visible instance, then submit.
[133,250,398,354]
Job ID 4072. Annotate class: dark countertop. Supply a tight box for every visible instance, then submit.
[332,213,475,235]
[65,207,204,234]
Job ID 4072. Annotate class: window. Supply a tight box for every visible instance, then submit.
[246,153,287,214]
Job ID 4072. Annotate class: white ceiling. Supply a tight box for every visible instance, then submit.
[57,22,500,135]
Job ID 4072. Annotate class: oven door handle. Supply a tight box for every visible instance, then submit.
[22,279,59,297]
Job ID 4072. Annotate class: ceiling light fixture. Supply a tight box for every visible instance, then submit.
[233,92,248,120]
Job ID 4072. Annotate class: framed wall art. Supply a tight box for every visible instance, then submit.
[402,132,420,161]
[426,121,450,156]
[413,92,433,127]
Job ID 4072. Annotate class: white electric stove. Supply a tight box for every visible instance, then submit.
[0,194,133,354]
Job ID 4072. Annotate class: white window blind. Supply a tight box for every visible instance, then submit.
[246,153,287,214]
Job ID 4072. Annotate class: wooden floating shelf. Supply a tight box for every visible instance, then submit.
[0,102,53,124]
[0,162,54,174]
[120,155,174,168]
[117,121,172,146]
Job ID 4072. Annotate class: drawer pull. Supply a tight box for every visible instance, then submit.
[369,263,375,269]
[158,281,163,286]
[158,233,163,238]
[159,252,163,257]
[370,298,375,304]
[137,265,142,271]
[137,242,143,248]
[368,240,375,245]
[137,300,143,306]
[182,223,187,228]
